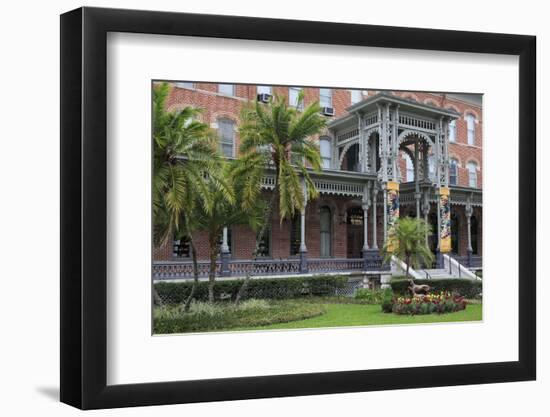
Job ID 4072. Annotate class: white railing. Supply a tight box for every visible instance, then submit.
[390,255,423,280]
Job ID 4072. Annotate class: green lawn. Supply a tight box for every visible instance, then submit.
[236,303,482,331]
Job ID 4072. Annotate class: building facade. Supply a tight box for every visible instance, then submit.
[153,82,482,280]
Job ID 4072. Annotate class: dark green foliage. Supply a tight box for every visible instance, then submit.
[155,275,348,304]
[153,300,326,333]
[354,288,393,305]
[381,289,394,313]
[390,277,482,299]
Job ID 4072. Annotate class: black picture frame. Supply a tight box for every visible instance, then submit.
[60,6,536,410]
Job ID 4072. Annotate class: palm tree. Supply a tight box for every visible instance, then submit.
[152,82,229,310]
[152,82,221,245]
[231,92,327,302]
[196,162,265,303]
[382,217,434,279]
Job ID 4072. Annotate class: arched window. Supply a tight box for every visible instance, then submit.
[217,118,235,157]
[449,119,457,142]
[290,214,301,256]
[319,207,332,257]
[405,153,414,182]
[449,158,458,186]
[466,114,476,145]
[320,137,332,169]
[471,215,479,255]
[467,161,478,188]
[451,213,459,254]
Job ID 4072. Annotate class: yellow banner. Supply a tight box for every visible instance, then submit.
[439,187,451,253]
[386,182,400,253]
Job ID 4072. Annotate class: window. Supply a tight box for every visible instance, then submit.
[173,236,190,258]
[176,81,194,89]
[466,114,476,145]
[320,137,332,169]
[257,85,272,95]
[350,89,363,105]
[257,227,271,258]
[218,83,235,96]
[319,88,332,107]
[290,214,301,256]
[449,119,457,142]
[289,87,303,110]
[449,158,458,186]
[405,154,414,182]
[319,207,332,257]
[217,118,235,157]
[467,161,478,187]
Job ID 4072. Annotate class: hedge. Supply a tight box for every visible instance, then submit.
[155,275,348,304]
[390,277,482,299]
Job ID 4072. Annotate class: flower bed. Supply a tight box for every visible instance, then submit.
[383,292,467,315]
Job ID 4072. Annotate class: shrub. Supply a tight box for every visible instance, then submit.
[153,299,326,333]
[390,277,482,299]
[381,289,394,313]
[355,288,392,305]
[154,275,348,304]
[388,292,467,315]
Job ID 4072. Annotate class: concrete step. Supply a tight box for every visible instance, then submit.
[420,269,454,279]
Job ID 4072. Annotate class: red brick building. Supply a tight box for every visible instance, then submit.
[153,82,482,280]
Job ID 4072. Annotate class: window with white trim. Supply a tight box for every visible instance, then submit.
[467,161,478,188]
[350,89,363,105]
[217,118,235,157]
[289,87,303,110]
[466,114,476,145]
[176,81,194,89]
[320,137,332,169]
[218,83,235,96]
[449,119,457,142]
[257,85,272,95]
[449,158,458,186]
[319,88,332,107]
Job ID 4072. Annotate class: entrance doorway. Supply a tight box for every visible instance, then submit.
[346,207,364,258]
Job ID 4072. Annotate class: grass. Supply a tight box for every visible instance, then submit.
[154,297,482,334]
[237,303,482,331]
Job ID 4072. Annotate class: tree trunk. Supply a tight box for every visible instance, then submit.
[183,236,199,312]
[208,238,218,303]
[235,177,280,305]
[405,253,410,280]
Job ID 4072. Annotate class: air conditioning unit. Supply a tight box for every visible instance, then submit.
[322,106,335,117]
[257,93,272,103]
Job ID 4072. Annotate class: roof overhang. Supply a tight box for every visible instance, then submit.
[328,92,461,130]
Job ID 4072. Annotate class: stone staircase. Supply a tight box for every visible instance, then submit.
[420,268,454,279]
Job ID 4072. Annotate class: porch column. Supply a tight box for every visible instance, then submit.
[436,187,451,268]
[414,139,421,218]
[299,180,308,273]
[466,197,473,266]
[372,186,378,250]
[362,185,370,252]
[220,226,231,276]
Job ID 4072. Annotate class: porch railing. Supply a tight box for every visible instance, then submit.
[153,256,387,280]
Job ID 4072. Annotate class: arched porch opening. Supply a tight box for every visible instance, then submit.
[346,206,364,258]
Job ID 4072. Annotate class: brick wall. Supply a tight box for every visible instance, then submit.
[153,82,482,262]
